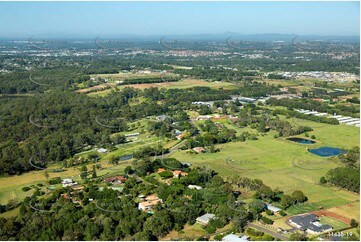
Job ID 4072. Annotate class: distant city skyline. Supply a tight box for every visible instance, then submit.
[0,1,359,38]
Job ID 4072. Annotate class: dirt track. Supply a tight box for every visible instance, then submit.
[123,82,174,89]
[311,210,351,224]
[75,83,115,93]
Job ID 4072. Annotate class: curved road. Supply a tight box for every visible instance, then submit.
[246,223,289,241]
[154,139,188,159]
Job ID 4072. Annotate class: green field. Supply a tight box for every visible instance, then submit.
[319,216,349,230]
[170,116,360,216]
[0,107,359,224]
[87,78,238,97]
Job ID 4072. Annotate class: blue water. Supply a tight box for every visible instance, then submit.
[119,155,133,161]
[287,137,315,144]
[308,147,347,157]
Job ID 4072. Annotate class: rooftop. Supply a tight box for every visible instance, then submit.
[196,213,215,223]
[266,204,282,213]
[222,234,249,241]
[289,214,333,233]
[290,214,318,226]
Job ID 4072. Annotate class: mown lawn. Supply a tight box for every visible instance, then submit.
[319,216,349,230]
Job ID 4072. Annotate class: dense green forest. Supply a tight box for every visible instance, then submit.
[0,80,281,175]
[321,146,360,193]
[0,160,305,240]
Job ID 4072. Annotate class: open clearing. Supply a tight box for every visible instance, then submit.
[318,216,349,230]
[170,116,360,218]
[86,79,238,96]
[326,201,360,223]
[312,210,351,225]
[74,82,116,93]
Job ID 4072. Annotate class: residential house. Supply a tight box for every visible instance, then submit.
[212,114,221,119]
[172,170,188,178]
[156,115,168,121]
[176,133,186,140]
[188,185,202,190]
[124,133,140,138]
[197,115,212,120]
[157,168,166,173]
[192,101,213,107]
[265,204,282,214]
[104,175,128,185]
[62,178,77,187]
[138,194,163,211]
[193,147,205,153]
[289,214,333,234]
[97,148,108,153]
[174,129,182,136]
[196,213,215,225]
[182,162,191,167]
[222,234,249,241]
[71,185,84,191]
[228,115,239,121]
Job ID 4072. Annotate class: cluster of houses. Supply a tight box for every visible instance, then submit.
[230,96,258,103]
[191,114,238,121]
[296,109,360,127]
[195,213,250,241]
[192,115,213,121]
[191,96,261,108]
[137,185,202,213]
[103,175,128,185]
[289,214,333,235]
[191,101,213,107]
[157,168,188,178]
[277,71,359,83]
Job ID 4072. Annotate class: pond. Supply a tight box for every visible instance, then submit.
[287,137,316,144]
[308,147,347,157]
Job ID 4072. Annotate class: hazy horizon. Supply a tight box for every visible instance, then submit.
[0,1,359,38]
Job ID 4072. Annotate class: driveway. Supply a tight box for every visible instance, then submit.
[246,223,289,241]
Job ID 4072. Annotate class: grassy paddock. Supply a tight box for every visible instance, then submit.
[319,216,349,230]
[87,78,238,96]
[326,201,360,222]
[170,118,359,218]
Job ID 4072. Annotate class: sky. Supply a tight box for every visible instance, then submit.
[0,1,359,38]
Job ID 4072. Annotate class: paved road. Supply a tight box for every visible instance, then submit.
[154,119,197,160]
[246,223,289,241]
[154,139,188,159]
